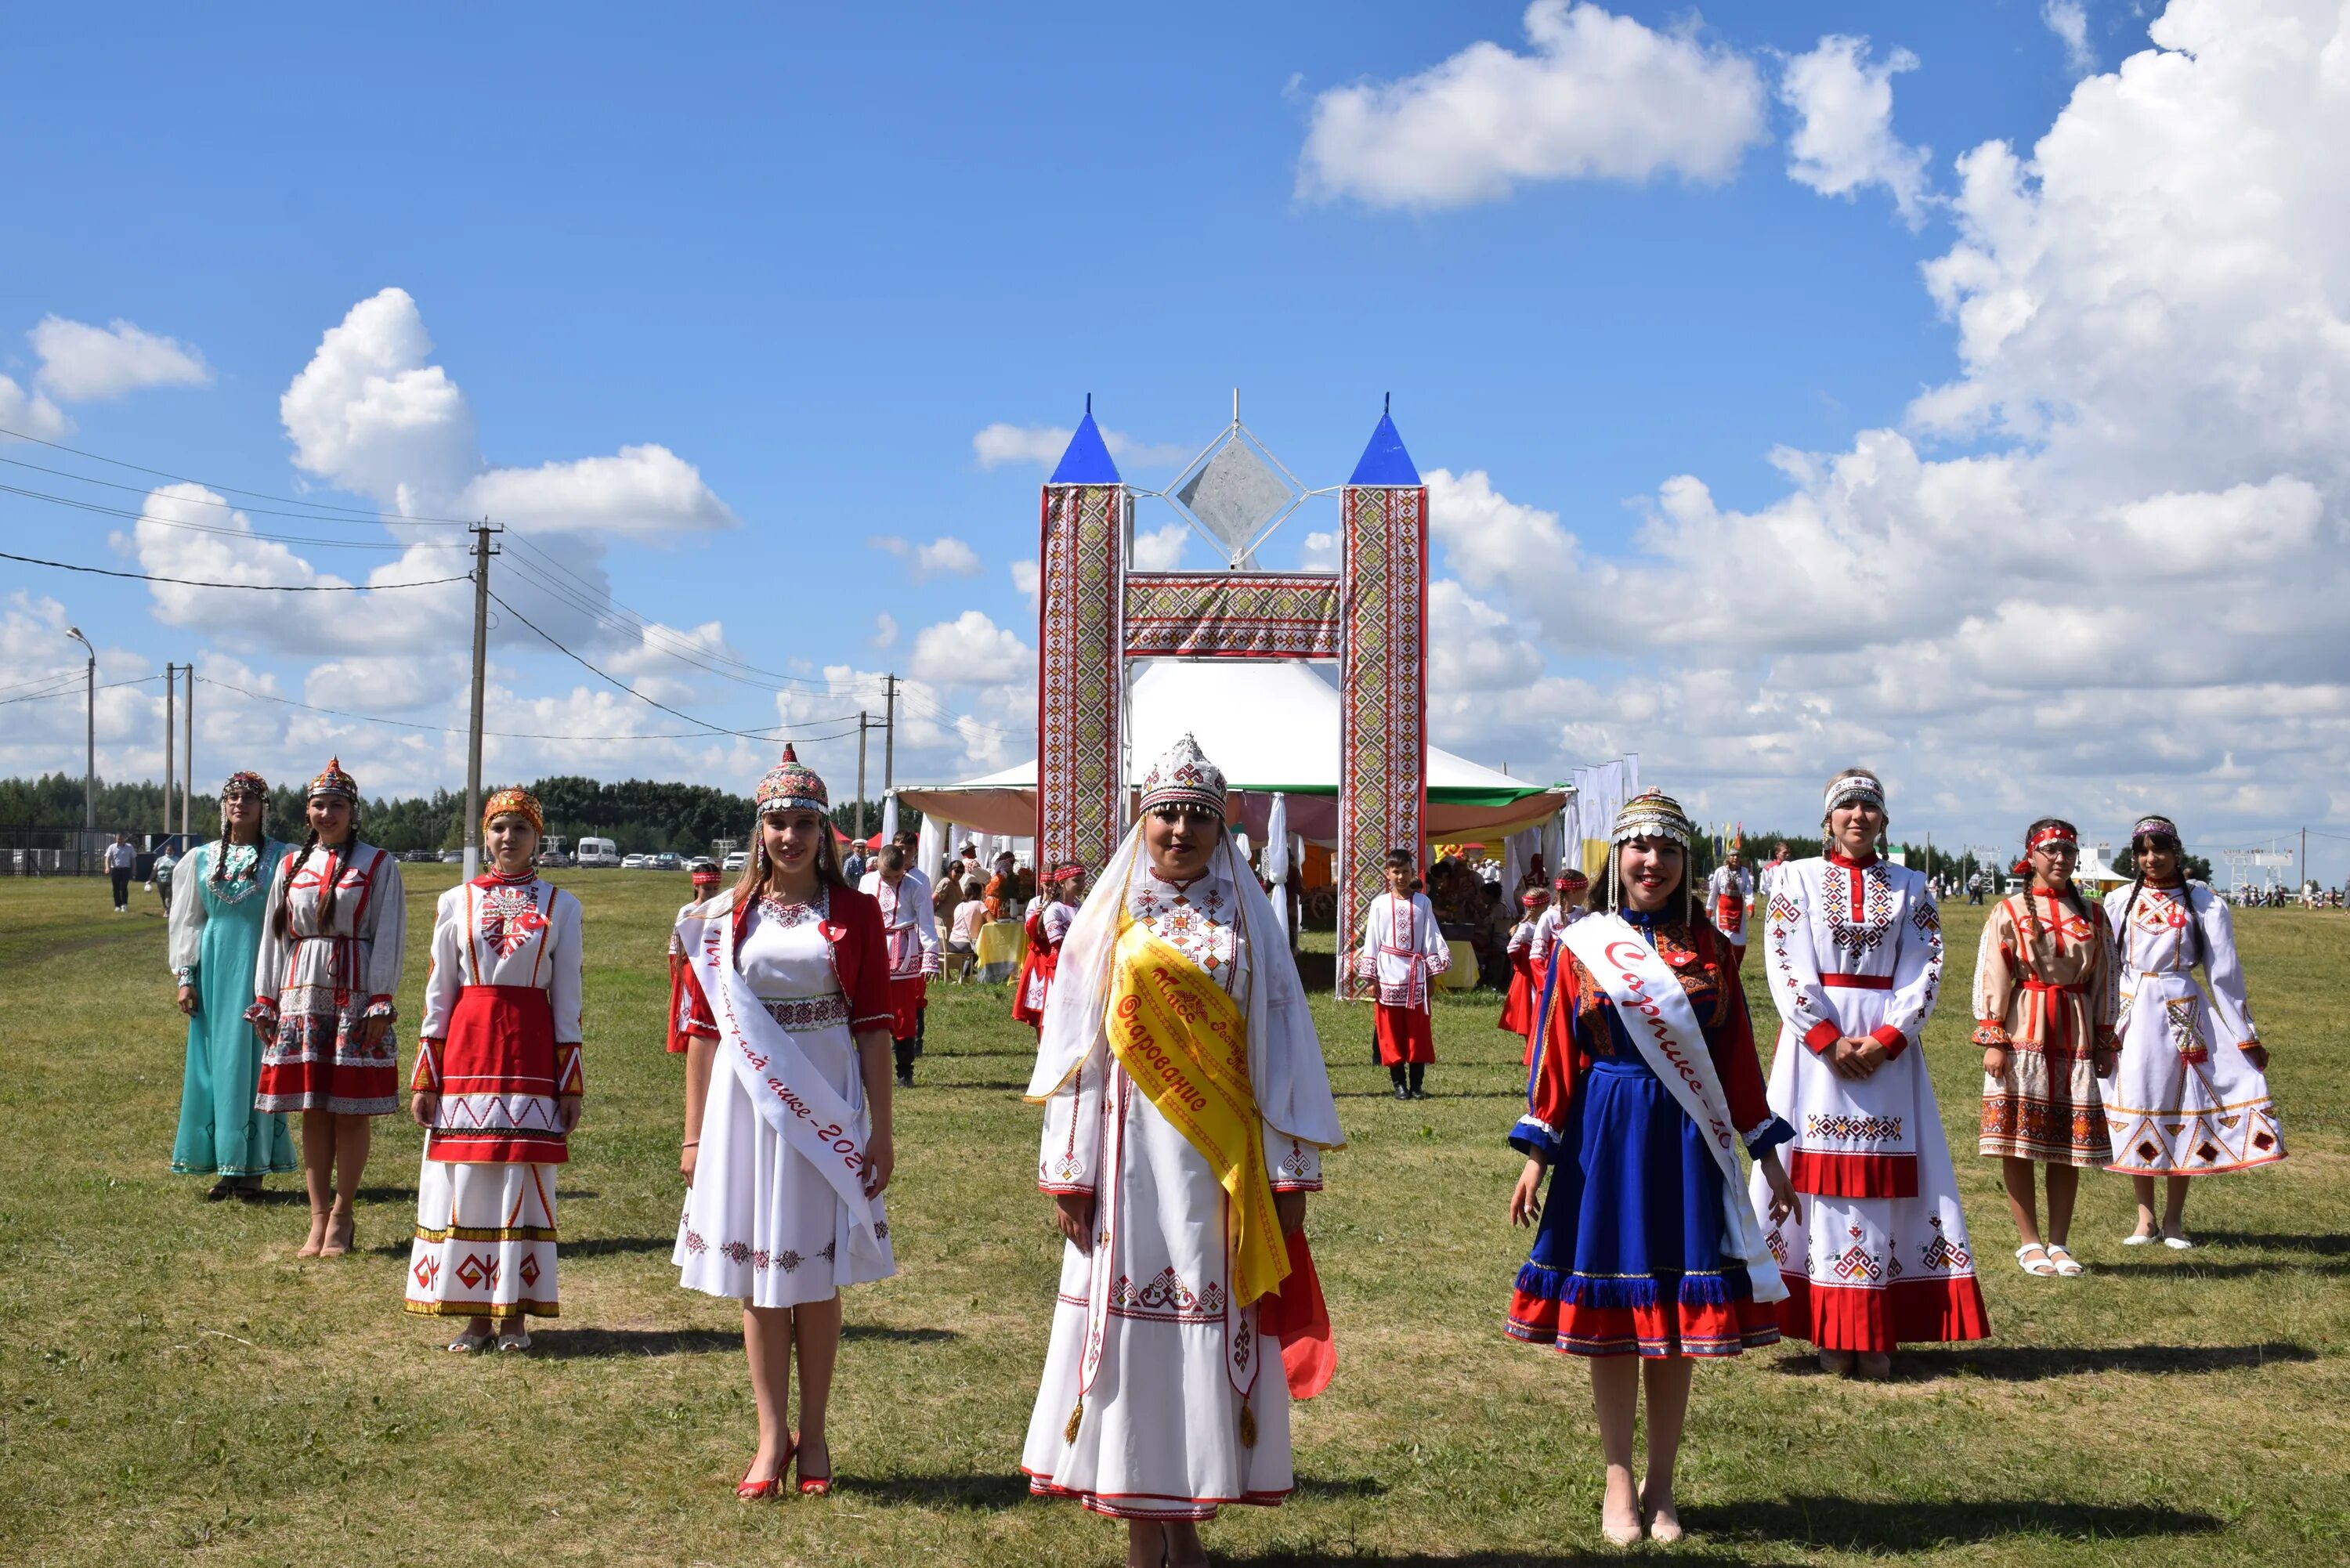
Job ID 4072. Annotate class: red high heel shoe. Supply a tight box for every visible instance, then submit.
[794,1433,831,1497]
[736,1440,794,1501]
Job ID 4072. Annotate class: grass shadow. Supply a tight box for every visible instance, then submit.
[2191,1230,2350,1255]
[1235,1553,1798,1567]
[1699,1494,2223,1552]
[244,1184,416,1208]
[2091,1258,2348,1279]
[1778,1342,2316,1381]
[518,1323,960,1359]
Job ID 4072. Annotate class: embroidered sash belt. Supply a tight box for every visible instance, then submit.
[761,993,850,1031]
[1820,973,1893,990]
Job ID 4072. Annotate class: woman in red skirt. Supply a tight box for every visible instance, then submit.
[248,758,407,1258]
[1499,886,1549,1049]
[1010,861,1084,1035]
[405,788,584,1351]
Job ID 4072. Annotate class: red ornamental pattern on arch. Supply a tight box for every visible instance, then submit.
[1336,483,1428,997]
[1122,573,1343,659]
[1037,483,1126,877]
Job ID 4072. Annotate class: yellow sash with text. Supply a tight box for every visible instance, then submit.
[1106,911,1289,1306]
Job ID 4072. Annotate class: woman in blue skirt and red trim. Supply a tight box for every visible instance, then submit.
[1507,790,1799,1547]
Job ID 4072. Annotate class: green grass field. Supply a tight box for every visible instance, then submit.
[1,869,2343,1566]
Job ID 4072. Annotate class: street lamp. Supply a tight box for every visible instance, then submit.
[64,626,94,835]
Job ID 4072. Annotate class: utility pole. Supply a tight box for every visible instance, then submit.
[464,520,501,880]
[882,674,898,793]
[164,664,175,838]
[183,668,193,840]
[2300,826,2307,893]
[66,626,95,839]
[855,711,871,838]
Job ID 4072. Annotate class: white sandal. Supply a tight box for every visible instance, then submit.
[2122,1231,2153,1246]
[444,1330,494,1353]
[2046,1244,2087,1277]
[496,1327,532,1353]
[2162,1234,2193,1250]
[2016,1243,2059,1277]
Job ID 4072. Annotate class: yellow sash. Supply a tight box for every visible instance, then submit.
[1105,911,1289,1306]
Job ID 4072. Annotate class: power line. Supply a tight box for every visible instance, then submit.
[0,481,466,551]
[488,587,864,742]
[0,549,472,591]
[193,672,855,742]
[0,451,470,532]
[0,423,479,525]
[0,673,164,708]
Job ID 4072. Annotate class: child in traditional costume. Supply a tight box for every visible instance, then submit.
[405,789,583,1351]
[674,746,896,1499]
[667,859,724,1055]
[1705,833,1754,971]
[2102,815,2284,1245]
[1011,862,1084,1035]
[1354,848,1451,1100]
[1749,768,1987,1375]
[1974,818,2116,1278]
[1499,887,1549,1047]
[1022,735,1343,1568]
[865,844,940,1086]
[168,771,296,1201]
[1508,790,1799,1547]
[248,758,406,1259]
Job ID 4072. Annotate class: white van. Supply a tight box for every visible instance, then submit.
[576,836,620,868]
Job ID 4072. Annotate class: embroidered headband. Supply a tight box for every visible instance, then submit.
[754,743,829,816]
[1139,732,1227,818]
[1611,789,1694,847]
[305,756,358,803]
[482,786,544,834]
[220,770,269,801]
[690,863,721,886]
[1050,860,1086,884]
[2131,815,2182,844]
[1520,889,1551,908]
[2026,820,2078,853]
[1824,773,1885,816]
[1554,869,1589,891]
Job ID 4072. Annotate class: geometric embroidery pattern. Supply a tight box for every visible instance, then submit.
[1038,483,1126,879]
[1123,573,1343,659]
[1336,482,1427,996]
[1806,1112,1904,1143]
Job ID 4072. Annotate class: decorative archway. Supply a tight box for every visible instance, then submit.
[1034,398,1427,992]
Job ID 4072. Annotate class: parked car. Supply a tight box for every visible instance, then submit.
[653,851,683,871]
[575,836,620,869]
[620,854,649,869]
[439,850,464,863]
[722,850,749,873]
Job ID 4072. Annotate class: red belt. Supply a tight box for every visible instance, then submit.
[1821,973,1892,990]
[2021,978,2086,994]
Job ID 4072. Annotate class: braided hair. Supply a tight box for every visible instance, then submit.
[2120,826,2204,970]
[212,787,267,889]
[269,811,359,942]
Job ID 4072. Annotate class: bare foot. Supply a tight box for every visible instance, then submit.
[1125,1519,1168,1568]
[1641,1483,1683,1544]
[319,1205,355,1258]
[1164,1519,1209,1568]
[297,1210,329,1257]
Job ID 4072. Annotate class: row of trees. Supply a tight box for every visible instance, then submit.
[0,772,923,857]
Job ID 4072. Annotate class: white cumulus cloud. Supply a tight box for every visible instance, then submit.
[1296,0,1767,210]
[2041,1,2098,77]
[30,316,212,401]
[868,534,983,580]
[972,422,1191,471]
[1130,522,1190,572]
[909,610,1034,687]
[0,374,70,441]
[1780,35,1934,227]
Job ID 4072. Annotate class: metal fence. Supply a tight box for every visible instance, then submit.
[0,826,200,876]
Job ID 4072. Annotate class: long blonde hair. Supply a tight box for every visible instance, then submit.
[731,812,851,906]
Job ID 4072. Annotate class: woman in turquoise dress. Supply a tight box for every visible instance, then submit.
[168,771,297,1198]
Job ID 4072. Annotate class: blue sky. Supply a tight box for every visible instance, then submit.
[6,2,2346,882]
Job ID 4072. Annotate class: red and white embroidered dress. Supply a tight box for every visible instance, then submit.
[1973,890,2116,1165]
[1023,862,1332,1522]
[1013,898,1076,1033]
[1706,865,1754,955]
[248,840,406,1116]
[2100,882,2283,1175]
[405,872,584,1320]
[672,886,898,1309]
[1353,890,1449,1064]
[1748,852,1989,1351]
[861,871,940,1039]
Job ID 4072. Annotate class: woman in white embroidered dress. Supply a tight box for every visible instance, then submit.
[405,788,584,1351]
[1748,768,1987,1378]
[2102,815,2283,1246]
[248,758,406,1259]
[1354,848,1452,1100]
[865,844,940,1086]
[674,746,896,1500]
[1023,735,1343,1568]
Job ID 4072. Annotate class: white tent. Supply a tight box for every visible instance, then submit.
[895,659,1567,845]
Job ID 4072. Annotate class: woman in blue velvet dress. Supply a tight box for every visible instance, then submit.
[1506,789,1799,1546]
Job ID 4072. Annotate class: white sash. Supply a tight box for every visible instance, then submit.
[1560,916,1785,1304]
[685,905,884,1260]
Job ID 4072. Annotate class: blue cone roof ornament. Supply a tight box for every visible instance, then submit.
[1347,392,1419,486]
[1049,393,1122,486]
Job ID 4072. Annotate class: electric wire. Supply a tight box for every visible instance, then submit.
[193,673,859,743]
[0,482,465,551]
[0,451,472,532]
[0,549,472,591]
[0,673,164,707]
[0,424,479,524]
